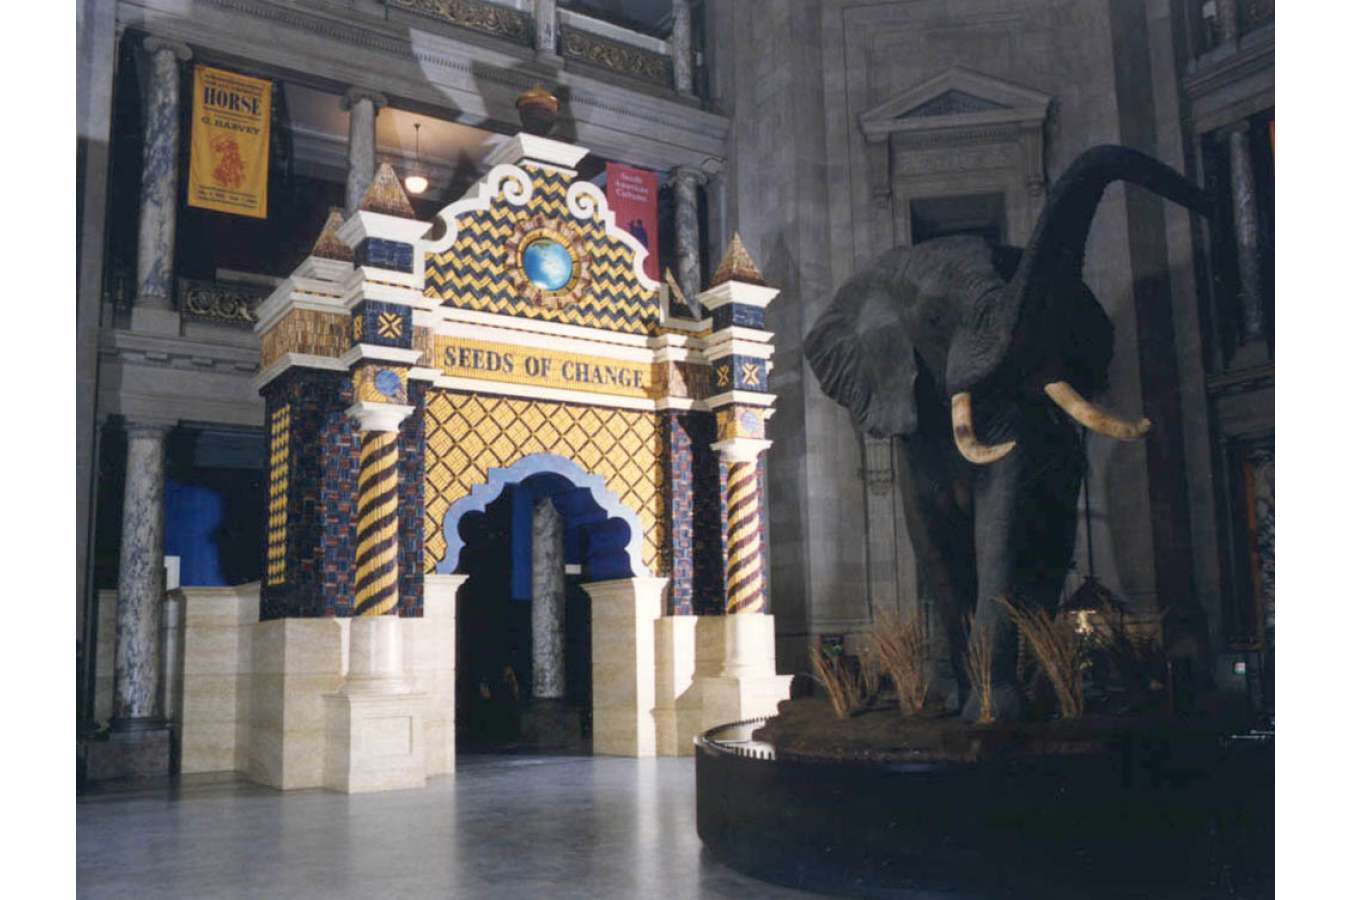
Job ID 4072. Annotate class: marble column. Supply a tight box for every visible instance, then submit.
[1228,122,1266,352]
[341,88,387,216]
[531,498,565,700]
[113,422,170,727]
[133,38,191,331]
[1215,0,1240,45]
[533,0,560,63]
[673,166,705,313]
[671,0,694,95]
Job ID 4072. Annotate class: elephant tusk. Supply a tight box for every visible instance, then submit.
[1043,381,1151,440]
[950,393,1016,465]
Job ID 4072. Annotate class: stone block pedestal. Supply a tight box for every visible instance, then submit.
[323,616,429,793]
[587,577,667,757]
[697,614,792,739]
[323,689,428,793]
[520,698,584,749]
[654,612,793,756]
[84,724,172,780]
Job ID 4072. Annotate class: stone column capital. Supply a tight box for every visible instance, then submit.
[142,36,193,62]
[346,401,414,432]
[124,420,175,438]
[711,437,772,464]
[672,165,708,186]
[341,87,388,112]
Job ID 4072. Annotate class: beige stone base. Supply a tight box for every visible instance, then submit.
[161,575,791,787]
[248,617,344,790]
[655,611,793,756]
[323,688,428,793]
[587,577,667,757]
[167,579,458,792]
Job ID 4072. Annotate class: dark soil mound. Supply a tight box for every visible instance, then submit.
[753,694,1252,765]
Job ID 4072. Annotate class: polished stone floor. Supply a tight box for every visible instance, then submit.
[77,754,835,900]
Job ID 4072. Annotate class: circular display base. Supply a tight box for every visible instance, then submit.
[695,717,1272,899]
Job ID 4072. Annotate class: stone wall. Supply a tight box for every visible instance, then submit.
[707,0,1215,670]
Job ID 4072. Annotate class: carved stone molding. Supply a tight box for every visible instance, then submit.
[387,0,531,46]
[858,67,1052,245]
[116,0,728,170]
[560,26,672,89]
[178,278,269,327]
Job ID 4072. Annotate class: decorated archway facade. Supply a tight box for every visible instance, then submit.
[247,116,791,772]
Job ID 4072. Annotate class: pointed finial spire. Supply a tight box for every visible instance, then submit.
[311,207,353,261]
[358,161,416,217]
[708,232,765,288]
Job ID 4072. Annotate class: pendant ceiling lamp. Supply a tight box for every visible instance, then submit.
[404,122,429,195]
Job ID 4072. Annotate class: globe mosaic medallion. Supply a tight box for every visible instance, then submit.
[506,218,591,310]
[373,368,402,399]
[522,237,574,292]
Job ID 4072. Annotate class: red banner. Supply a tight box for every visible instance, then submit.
[605,163,660,281]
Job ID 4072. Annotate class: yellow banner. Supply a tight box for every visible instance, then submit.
[435,336,656,400]
[188,66,271,219]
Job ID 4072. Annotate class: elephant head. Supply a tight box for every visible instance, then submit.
[806,145,1214,462]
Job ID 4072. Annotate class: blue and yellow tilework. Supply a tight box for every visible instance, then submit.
[422,390,665,576]
[424,165,661,336]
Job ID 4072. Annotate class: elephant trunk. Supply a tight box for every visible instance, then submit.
[945,145,1213,462]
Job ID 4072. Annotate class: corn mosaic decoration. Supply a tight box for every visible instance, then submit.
[265,404,290,586]
[254,116,781,621]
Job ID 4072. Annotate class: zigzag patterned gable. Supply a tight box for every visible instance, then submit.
[424,164,662,336]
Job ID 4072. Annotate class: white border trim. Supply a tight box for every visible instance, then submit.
[253,352,348,391]
[565,180,663,292]
[346,401,415,432]
[416,163,534,286]
[435,307,654,348]
[339,344,425,368]
[705,390,777,408]
[430,374,657,411]
[697,280,780,311]
[437,320,656,364]
[337,210,431,247]
[703,339,774,361]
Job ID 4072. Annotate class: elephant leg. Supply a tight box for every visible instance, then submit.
[895,433,976,713]
[962,446,1027,723]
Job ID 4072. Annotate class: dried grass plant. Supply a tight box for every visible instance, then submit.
[808,644,863,719]
[871,608,930,716]
[858,643,884,704]
[1096,608,1171,705]
[963,614,997,725]
[996,597,1086,719]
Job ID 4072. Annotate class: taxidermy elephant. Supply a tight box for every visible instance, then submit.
[805,146,1212,721]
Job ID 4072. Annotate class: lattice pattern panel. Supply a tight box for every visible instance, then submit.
[423,390,666,575]
[424,165,661,335]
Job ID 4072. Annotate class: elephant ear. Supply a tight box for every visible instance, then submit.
[805,258,919,438]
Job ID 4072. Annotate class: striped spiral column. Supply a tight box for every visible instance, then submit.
[723,461,764,614]
[354,429,400,616]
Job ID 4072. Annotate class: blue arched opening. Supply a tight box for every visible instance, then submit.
[445,453,647,752]
[438,453,647,582]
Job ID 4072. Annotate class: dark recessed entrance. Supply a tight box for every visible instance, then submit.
[453,471,635,754]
